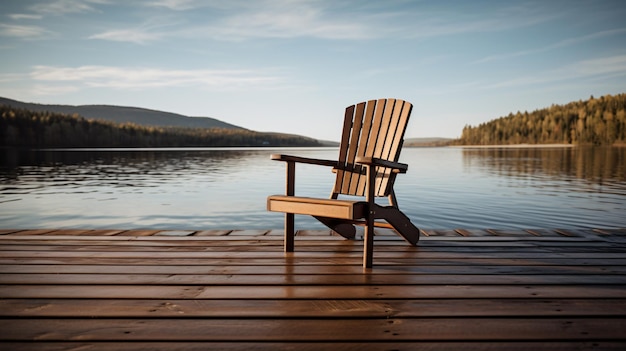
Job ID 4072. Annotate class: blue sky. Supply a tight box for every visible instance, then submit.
[1,0,625,141]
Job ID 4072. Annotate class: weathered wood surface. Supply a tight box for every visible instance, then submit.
[0,228,625,350]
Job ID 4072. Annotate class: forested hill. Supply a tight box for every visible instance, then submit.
[0,97,243,130]
[0,105,321,148]
[457,93,626,145]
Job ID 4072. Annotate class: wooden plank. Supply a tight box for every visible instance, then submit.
[155,230,195,236]
[554,229,579,237]
[526,229,563,237]
[1,284,624,299]
[371,98,395,196]
[227,230,269,236]
[3,263,625,275]
[487,229,536,236]
[2,318,625,341]
[432,229,462,237]
[2,228,623,239]
[3,298,625,318]
[3,257,623,267]
[2,250,625,259]
[193,230,232,236]
[268,195,362,219]
[345,100,366,195]
[353,99,377,195]
[0,239,621,251]
[0,232,608,241]
[382,99,409,161]
[46,229,96,235]
[0,239,613,249]
[9,229,55,235]
[295,229,334,236]
[80,229,125,236]
[0,240,614,253]
[1,236,614,247]
[420,229,435,236]
[600,228,626,236]
[2,272,625,285]
[3,342,626,351]
[333,103,357,195]
[0,230,625,349]
[592,228,613,235]
[117,229,161,236]
[375,99,404,195]
[454,228,471,236]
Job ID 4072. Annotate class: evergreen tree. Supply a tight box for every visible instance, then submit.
[456,93,626,145]
[0,105,321,148]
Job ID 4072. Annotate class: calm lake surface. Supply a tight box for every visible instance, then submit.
[1,146,624,230]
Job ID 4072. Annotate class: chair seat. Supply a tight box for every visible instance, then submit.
[267,195,366,220]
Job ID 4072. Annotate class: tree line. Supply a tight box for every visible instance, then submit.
[456,93,626,145]
[0,105,321,148]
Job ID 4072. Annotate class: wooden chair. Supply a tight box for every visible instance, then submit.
[267,98,420,268]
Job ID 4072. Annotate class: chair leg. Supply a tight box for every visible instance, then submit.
[377,206,420,245]
[363,164,376,269]
[284,161,295,253]
[314,216,356,239]
[363,217,374,268]
[284,213,294,252]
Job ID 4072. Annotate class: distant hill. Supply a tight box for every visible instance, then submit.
[0,96,244,130]
[0,104,322,148]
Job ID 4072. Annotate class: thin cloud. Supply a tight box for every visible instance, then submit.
[89,29,163,44]
[186,1,556,41]
[474,28,626,64]
[89,16,181,44]
[0,73,24,83]
[144,0,201,11]
[86,1,559,44]
[29,0,110,15]
[483,54,626,90]
[405,4,558,40]
[89,1,380,43]
[211,8,373,40]
[32,84,80,96]
[8,14,43,20]
[179,0,400,41]
[0,24,50,38]
[29,65,281,90]
[571,54,626,76]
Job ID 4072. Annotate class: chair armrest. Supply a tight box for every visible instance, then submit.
[271,154,338,167]
[355,156,408,173]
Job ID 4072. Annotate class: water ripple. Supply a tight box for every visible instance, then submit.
[0,146,624,230]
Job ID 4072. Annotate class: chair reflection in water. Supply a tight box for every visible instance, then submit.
[267,98,420,268]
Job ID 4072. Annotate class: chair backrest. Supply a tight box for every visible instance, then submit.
[332,98,413,198]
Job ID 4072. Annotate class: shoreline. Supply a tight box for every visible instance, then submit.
[452,143,575,149]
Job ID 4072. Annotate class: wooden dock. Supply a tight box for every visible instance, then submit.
[1,228,625,350]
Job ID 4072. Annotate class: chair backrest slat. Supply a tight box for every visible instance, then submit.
[333,104,356,198]
[342,102,366,194]
[332,98,413,198]
[349,100,376,195]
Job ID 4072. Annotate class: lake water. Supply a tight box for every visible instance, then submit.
[0,146,624,230]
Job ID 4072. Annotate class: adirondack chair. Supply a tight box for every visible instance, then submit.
[267,98,420,268]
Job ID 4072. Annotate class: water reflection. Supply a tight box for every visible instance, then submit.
[0,146,624,230]
[462,146,625,188]
[1,148,272,192]
[0,147,337,230]
[400,146,625,229]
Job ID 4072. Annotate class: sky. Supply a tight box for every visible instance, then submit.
[1,0,625,141]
